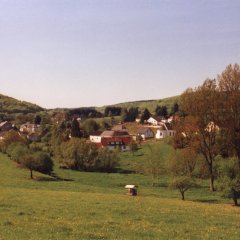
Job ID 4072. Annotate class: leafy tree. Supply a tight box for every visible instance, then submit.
[181,79,220,191]
[121,107,139,122]
[21,152,53,179]
[218,64,240,167]
[97,148,119,172]
[217,158,240,206]
[140,108,151,123]
[83,119,100,136]
[168,148,199,177]
[6,142,30,163]
[71,118,82,138]
[155,105,168,118]
[59,138,119,172]
[0,130,25,153]
[34,115,41,125]
[140,144,168,186]
[169,176,197,200]
[171,103,179,115]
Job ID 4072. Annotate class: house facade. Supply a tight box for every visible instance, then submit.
[90,129,132,151]
[137,127,154,140]
[155,123,175,139]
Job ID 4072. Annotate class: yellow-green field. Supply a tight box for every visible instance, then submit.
[0,149,240,240]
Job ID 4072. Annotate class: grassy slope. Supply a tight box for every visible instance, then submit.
[96,96,180,113]
[0,94,43,113]
[1,142,240,240]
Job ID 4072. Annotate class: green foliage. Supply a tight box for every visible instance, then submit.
[71,118,82,138]
[83,119,100,136]
[140,108,151,123]
[217,158,240,206]
[6,142,30,163]
[98,95,180,114]
[155,105,168,117]
[0,130,26,153]
[59,138,118,172]
[129,142,138,155]
[169,176,197,200]
[20,152,53,179]
[0,93,43,114]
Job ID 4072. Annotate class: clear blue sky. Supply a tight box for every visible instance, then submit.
[0,0,239,108]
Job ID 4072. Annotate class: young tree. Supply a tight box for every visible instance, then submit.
[21,152,54,179]
[169,176,197,200]
[168,148,199,177]
[143,143,168,186]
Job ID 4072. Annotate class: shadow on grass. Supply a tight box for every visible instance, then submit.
[193,199,220,204]
[36,173,74,182]
[115,168,136,174]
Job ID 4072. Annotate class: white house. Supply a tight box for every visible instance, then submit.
[147,117,166,126]
[156,123,175,139]
[89,132,102,143]
[137,127,154,140]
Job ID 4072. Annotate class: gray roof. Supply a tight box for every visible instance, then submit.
[137,127,154,134]
[100,130,129,137]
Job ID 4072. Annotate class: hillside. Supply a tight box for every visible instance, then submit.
[1,142,240,240]
[97,95,180,113]
[0,93,43,114]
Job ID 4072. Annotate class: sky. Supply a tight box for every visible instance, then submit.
[0,0,240,108]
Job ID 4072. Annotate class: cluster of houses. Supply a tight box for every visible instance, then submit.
[90,116,176,151]
[0,115,176,152]
[0,121,41,142]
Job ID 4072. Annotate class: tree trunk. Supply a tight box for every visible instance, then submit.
[209,165,215,192]
[30,169,33,179]
[209,174,215,192]
[181,191,185,200]
[233,191,238,206]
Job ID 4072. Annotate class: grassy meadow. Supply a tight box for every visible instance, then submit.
[1,141,240,240]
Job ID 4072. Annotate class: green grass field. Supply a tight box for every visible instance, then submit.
[1,142,240,240]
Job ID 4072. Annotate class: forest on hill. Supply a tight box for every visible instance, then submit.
[0,94,43,114]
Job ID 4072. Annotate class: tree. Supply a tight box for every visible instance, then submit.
[34,115,41,125]
[97,148,119,172]
[140,108,151,123]
[59,138,119,172]
[71,118,82,138]
[0,130,25,153]
[169,176,197,200]
[21,152,53,179]
[181,79,220,191]
[171,103,179,115]
[168,148,199,177]
[218,64,240,168]
[121,107,139,122]
[129,142,138,155]
[155,105,168,118]
[141,143,168,186]
[217,158,240,206]
[6,142,30,163]
[83,119,100,136]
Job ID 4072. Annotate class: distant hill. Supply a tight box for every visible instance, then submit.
[0,94,44,114]
[97,95,180,113]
